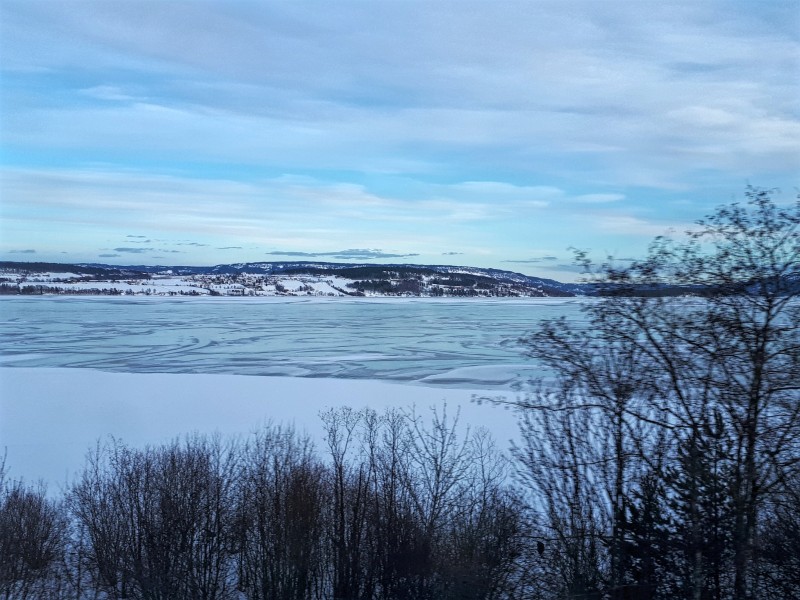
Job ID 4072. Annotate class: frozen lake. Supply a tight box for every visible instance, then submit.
[0,296,589,486]
[0,296,588,389]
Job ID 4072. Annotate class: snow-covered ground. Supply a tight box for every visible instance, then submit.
[0,367,520,491]
[1,272,358,296]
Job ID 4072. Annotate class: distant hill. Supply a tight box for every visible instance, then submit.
[0,260,586,297]
[0,261,152,279]
[4,260,793,298]
[77,259,587,293]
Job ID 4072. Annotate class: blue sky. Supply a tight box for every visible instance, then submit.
[1,1,798,281]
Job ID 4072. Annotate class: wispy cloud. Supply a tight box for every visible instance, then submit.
[9,249,37,254]
[112,247,151,254]
[535,263,591,275]
[593,215,680,237]
[502,256,559,264]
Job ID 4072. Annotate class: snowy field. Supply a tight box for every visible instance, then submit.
[0,367,520,491]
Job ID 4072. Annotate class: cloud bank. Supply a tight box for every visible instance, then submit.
[266,249,420,261]
[1,1,797,281]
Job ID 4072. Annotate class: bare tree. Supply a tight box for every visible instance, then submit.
[361,407,418,600]
[598,187,799,599]
[438,428,526,600]
[0,458,67,600]
[321,406,374,600]
[320,405,527,600]
[512,389,607,600]
[236,424,326,600]
[512,187,799,599]
[70,435,239,600]
[69,441,133,598]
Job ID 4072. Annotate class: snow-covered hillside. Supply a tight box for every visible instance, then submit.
[0,261,583,297]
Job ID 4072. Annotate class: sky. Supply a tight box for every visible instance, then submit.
[1,1,798,282]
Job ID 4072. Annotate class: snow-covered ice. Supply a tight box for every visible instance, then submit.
[0,367,519,491]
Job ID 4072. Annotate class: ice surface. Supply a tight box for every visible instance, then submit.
[0,297,589,488]
[0,297,587,384]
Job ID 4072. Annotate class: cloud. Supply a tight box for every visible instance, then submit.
[0,164,698,272]
[10,1,799,189]
[442,251,463,256]
[1,1,797,272]
[217,246,243,250]
[502,256,559,264]
[266,249,420,260]
[593,215,679,237]
[9,249,37,254]
[2,1,795,196]
[98,253,121,258]
[112,247,151,254]
[535,263,591,274]
[449,182,556,207]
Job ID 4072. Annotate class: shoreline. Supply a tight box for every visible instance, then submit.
[0,294,585,304]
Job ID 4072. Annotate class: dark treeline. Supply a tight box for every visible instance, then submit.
[2,401,797,600]
[1,407,530,600]
[0,285,203,296]
[0,263,151,279]
[2,187,798,600]
[0,285,132,296]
